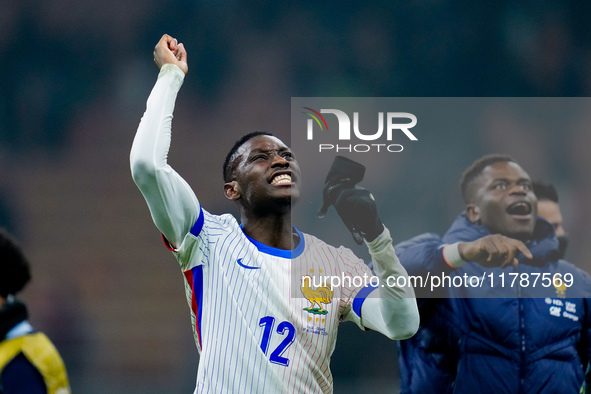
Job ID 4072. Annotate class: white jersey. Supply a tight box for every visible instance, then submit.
[130,63,418,394]
[172,207,372,393]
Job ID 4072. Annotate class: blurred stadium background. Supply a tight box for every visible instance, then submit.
[1,1,590,393]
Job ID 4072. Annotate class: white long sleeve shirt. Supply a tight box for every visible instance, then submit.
[130,64,418,394]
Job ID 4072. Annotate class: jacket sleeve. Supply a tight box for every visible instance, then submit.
[394,232,458,277]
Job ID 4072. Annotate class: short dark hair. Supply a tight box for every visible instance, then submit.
[533,180,559,203]
[460,154,516,203]
[0,228,31,297]
[223,131,274,182]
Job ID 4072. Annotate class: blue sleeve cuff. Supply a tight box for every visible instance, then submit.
[352,284,379,318]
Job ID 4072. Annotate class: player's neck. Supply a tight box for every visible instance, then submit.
[241,214,297,250]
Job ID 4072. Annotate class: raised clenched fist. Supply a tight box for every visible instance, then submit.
[153,34,188,74]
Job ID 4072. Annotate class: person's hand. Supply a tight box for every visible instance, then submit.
[153,34,188,74]
[333,187,384,243]
[458,234,532,268]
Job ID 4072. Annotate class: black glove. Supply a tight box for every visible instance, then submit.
[318,156,383,244]
[334,187,383,243]
[318,156,366,219]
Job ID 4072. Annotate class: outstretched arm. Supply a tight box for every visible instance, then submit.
[456,234,532,268]
[394,233,454,277]
[357,232,531,339]
[395,232,534,276]
[332,187,419,339]
[360,228,419,340]
[130,34,198,248]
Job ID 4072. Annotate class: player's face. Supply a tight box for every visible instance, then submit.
[537,199,565,237]
[231,135,301,210]
[468,161,537,241]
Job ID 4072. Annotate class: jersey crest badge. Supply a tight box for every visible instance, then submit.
[301,275,333,315]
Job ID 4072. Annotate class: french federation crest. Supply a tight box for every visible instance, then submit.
[301,275,333,315]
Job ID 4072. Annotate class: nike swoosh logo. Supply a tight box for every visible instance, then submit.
[237,258,260,270]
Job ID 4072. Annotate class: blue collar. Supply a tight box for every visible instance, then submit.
[241,226,305,259]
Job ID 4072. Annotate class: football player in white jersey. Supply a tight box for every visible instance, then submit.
[130,34,419,394]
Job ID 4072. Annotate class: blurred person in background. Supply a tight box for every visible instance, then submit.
[395,154,591,394]
[0,228,70,394]
[533,180,568,259]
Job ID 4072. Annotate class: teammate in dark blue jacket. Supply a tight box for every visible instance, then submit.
[396,154,591,394]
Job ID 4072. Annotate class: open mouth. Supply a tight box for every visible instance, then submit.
[271,174,292,185]
[506,201,532,217]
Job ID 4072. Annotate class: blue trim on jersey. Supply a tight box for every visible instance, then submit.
[352,284,378,318]
[189,207,205,237]
[241,226,305,259]
[192,265,204,341]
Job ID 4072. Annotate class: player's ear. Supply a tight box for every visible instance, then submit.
[224,181,241,201]
[465,204,481,224]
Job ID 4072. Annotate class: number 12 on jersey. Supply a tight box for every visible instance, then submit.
[259,316,296,367]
